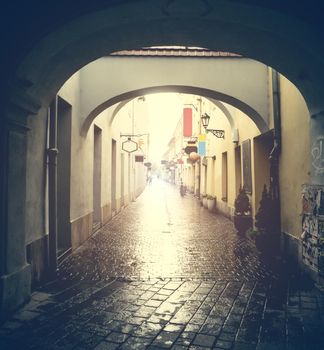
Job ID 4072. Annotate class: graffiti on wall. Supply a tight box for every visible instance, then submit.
[301,184,324,275]
[311,136,324,176]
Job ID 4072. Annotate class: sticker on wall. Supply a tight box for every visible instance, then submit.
[301,184,324,274]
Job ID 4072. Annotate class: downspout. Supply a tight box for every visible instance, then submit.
[270,69,281,232]
[48,97,58,277]
[197,97,202,197]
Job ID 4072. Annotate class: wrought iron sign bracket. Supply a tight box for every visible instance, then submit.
[204,155,216,160]
[206,129,225,139]
[120,133,149,138]
[183,103,198,112]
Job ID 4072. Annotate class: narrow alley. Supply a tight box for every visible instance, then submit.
[59,180,276,282]
[1,182,323,350]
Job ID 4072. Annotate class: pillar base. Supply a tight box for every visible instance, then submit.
[315,275,324,292]
[0,264,31,322]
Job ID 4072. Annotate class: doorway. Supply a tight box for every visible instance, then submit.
[57,97,72,259]
[235,146,242,197]
[253,131,274,212]
[222,152,228,202]
[121,152,125,207]
[111,139,117,214]
[93,125,102,232]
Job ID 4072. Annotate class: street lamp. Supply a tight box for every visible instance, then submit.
[201,113,225,139]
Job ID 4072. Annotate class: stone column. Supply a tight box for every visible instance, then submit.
[0,90,39,319]
[0,117,31,320]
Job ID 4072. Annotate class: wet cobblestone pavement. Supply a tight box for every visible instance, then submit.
[1,181,324,349]
[59,181,276,282]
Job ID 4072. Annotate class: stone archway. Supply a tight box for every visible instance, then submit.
[8,1,324,117]
[109,97,236,131]
[81,84,269,136]
[2,0,324,317]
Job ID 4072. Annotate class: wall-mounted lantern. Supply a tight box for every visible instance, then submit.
[201,113,225,139]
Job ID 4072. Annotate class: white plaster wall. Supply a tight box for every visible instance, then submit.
[173,95,261,216]
[25,106,49,244]
[279,76,310,238]
[57,72,149,226]
[58,71,96,221]
[91,109,110,209]
[173,79,310,242]
[111,98,149,203]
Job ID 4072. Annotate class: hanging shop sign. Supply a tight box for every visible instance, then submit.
[198,141,206,156]
[184,145,198,154]
[122,138,138,153]
[183,108,192,137]
[135,155,144,162]
[189,152,200,163]
[198,134,206,141]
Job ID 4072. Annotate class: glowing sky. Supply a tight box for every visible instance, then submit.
[146,93,183,162]
[145,93,183,163]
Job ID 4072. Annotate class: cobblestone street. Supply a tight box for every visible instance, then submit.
[1,181,324,349]
[59,180,277,282]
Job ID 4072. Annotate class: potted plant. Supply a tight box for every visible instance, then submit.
[251,185,279,255]
[201,194,208,208]
[207,195,216,212]
[234,186,252,234]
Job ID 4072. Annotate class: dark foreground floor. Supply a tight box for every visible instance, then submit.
[1,181,323,349]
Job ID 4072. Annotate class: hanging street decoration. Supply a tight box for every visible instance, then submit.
[198,134,206,142]
[135,155,144,162]
[198,133,206,156]
[184,141,198,155]
[120,133,149,154]
[122,137,138,153]
[183,108,193,137]
[189,152,200,163]
[198,142,206,156]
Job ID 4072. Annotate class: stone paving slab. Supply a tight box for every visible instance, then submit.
[1,277,324,349]
[1,183,324,349]
[57,182,278,282]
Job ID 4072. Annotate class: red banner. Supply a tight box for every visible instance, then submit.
[183,108,192,137]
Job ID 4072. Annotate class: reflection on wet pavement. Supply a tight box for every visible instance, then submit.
[59,180,277,282]
[1,181,324,349]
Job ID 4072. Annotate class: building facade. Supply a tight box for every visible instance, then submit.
[162,69,310,275]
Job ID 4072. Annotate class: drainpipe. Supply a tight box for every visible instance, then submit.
[48,97,58,277]
[272,69,281,152]
[270,69,281,232]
